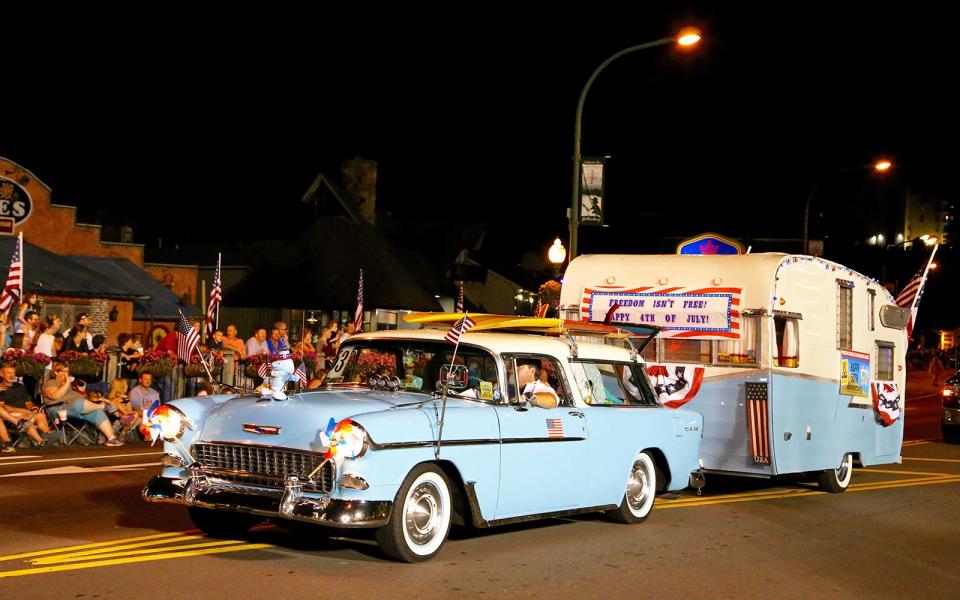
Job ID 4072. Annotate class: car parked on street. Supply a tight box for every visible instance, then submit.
[942,371,960,443]
[143,314,704,562]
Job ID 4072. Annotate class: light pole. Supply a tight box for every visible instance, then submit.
[802,159,893,255]
[569,28,702,259]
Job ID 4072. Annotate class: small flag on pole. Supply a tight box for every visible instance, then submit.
[257,361,271,379]
[353,269,364,333]
[455,284,464,313]
[895,244,938,340]
[0,232,23,316]
[444,315,475,345]
[205,254,222,338]
[175,311,200,364]
[294,362,308,385]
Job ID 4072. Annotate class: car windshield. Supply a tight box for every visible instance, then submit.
[324,339,502,402]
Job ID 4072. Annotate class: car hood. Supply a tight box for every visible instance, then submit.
[196,389,425,452]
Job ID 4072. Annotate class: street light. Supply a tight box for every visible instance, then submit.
[548,237,567,277]
[802,158,894,255]
[569,27,702,259]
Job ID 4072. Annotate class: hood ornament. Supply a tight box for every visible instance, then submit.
[243,423,282,435]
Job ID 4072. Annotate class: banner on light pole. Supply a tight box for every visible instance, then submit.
[579,158,605,226]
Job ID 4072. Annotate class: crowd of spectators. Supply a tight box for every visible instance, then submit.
[1,296,348,451]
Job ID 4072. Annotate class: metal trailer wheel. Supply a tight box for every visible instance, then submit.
[817,452,853,493]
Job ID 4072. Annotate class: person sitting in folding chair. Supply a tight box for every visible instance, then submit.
[42,362,123,447]
[0,364,50,448]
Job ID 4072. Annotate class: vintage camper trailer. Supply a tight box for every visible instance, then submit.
[559,253,909,492]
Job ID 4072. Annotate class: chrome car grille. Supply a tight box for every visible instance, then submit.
[193,442,334,493]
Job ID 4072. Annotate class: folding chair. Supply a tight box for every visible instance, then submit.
[3,419,31,449]
[51,410,99,446]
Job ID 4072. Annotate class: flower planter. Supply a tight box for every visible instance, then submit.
[137,364,173,377]
[66,361,102,377]
[184,363,222,378]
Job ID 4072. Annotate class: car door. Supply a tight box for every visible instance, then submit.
[494,354,589,519]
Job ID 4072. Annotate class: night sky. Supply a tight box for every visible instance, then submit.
[3,6,957,331]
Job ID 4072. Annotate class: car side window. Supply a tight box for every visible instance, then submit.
[504,355,570,407]
[571,361,659,406]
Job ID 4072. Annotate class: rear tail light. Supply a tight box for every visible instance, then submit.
[943,388,959,408]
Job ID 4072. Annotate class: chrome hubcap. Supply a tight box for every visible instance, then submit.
[405,482,442,545]
[626,460,651,512]
[836,455,850,482]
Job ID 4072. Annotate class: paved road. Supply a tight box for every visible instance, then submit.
[1,438,959,599]
[904,367,950,442]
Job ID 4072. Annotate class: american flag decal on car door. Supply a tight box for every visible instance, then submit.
[745,382,771,465]
[546,419,564,438]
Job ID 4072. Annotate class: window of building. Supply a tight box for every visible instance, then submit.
[39,304,93,332]
[876,342,895,380]
[774,316,800,368]
[868,289,876,332]
[837,280,854,350]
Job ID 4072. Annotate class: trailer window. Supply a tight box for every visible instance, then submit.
[837,280,854,349]
[716,315,759,366]
[876,342,895,380]
[662,339,711,364]
[774,317,799,368]
[868,289,876,332]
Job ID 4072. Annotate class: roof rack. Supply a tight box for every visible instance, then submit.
[402,312,660,340]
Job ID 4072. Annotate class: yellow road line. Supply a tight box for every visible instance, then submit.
[902,441,931,446]
[34,540,247,565]
[846,476,960,493]
[0,530,198,563]
[859,468,953,477]
[30,535,205,565]
[657,489,823,508]
[902,457,960,464]
[657,476,960,509]
[0,543,273,579]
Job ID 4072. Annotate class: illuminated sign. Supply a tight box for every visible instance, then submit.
[677,232,745,255]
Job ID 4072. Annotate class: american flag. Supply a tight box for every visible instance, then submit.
[444,315,475,345]
[257,360,271,379]
[546,418,564,438]
[175,311,200,364]
[0,233,22,316]
[895,245,938,340]
[294,362,308,385]
[455,284,464,313]
[353,269,364,333]
[205,254,222,338]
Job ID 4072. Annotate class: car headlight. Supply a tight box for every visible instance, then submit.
[321,418,368,462]
[149,404,194,441]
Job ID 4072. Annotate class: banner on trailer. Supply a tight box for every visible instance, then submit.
[580,285,742,340]
[840,350,871,398]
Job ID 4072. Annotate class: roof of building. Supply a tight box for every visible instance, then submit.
[226,216,445,311]
[65,256,202,320]
[0,237,138,300]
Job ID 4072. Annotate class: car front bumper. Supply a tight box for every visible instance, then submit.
[143,471,392,528]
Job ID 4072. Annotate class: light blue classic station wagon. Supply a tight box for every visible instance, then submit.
[143,315,704,562]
